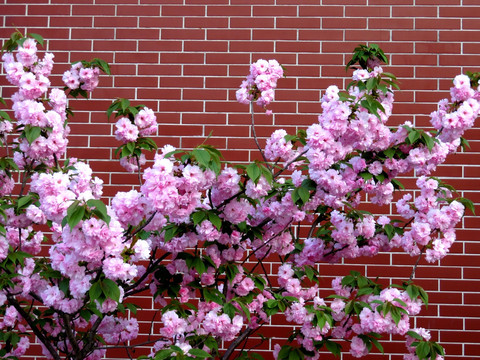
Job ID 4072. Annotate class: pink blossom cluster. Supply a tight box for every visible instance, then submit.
[236,58,283,112]
[396,176,464,262]
[97,315,139,344]
[114,109,157,143]
[2,39,70,167]
[141,152,215,225]
[63,62,100,91]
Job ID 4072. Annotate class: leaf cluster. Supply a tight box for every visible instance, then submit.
[1,30,44,53]
[346,43,388,71]
[62,199,110,230]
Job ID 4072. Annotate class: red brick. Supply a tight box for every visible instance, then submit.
[463,18,480,30]
[440,30,480,41]
[117,28,160,40]
[28,4,70,15]
[72,5,115,15]
[160,77,204,88]
[138,64,181,76]
[345,29,391,41]
[323,17,367,29]
[162,28,205,40]
[276,41,320,53]
[138,40,182,52]
[160,52,204,64]
[161,5,205,16]
[116,5,160,16]
[440,6,480,17]
[140,16,183,28]
[277,17,320,29]
[206,52,250,64]
[207,29,251,40]
[184,64,228,76]
[299,29,343,41]
[207,5,251,16]
[5,16,47,27]
[253,5,297,16]
[370,18,414,29]
[253,29,297,40]
[93,40,136,51]
[71,28,115,39]
[185,16,229,28]
[415,18,460,29]
[392,30,437,41]
[346,6,391,17]
[50,16,92,27]
[94,16,137,28]
[299,5,343,17]
[230,40,275,52]
[184,40,228,52]
[230,17,274,28]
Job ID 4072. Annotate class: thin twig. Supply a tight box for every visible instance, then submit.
[409,246,425,281]
[250,102,271,170]
[273,148,308,179]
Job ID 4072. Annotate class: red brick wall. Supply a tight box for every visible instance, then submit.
[1,1,480,359]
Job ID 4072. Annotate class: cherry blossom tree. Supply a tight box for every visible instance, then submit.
[0,31,476,360]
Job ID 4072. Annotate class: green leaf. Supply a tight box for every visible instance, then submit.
[370,337,384,354]
[418,287,429,307]
[460,136,470,150]
[0,111,11,121]
[421,132,435,151]
[357,287,374,296]
[203,288,223,305]
[93,57,111,75]
[458,197,476,215]
[192,257,206,275]
[304,266,314,281]
[87,199,110,225]
[391,178,405,190]
[121,98,130,112]
[384,224,395,240]
[155,349,175,360]
[189,348,211,358]
[27,32,44,46]
[415,341,430,360]
[16,195,33,211]
[193,149,211,168]
[278,346,291,360]
[89,281,102,301]
[101,278,120,302]
[246,163,261,183]
[208,212,222,230]
[383,147,396,159]
[325,340,342,357]
[67,203,85,230]
[237,300,251,321]
[192,211,207,226]
[25,125,42,144]
[164,224,179,242]
[106,101,120,119]
[223,302,236,318]
[406,284,419,300]
[408,129,421,144]
[298,186,311,204]
[125,302,139,315]
[407,330,423,340]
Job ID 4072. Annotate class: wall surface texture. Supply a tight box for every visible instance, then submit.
[1,0,480,359]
